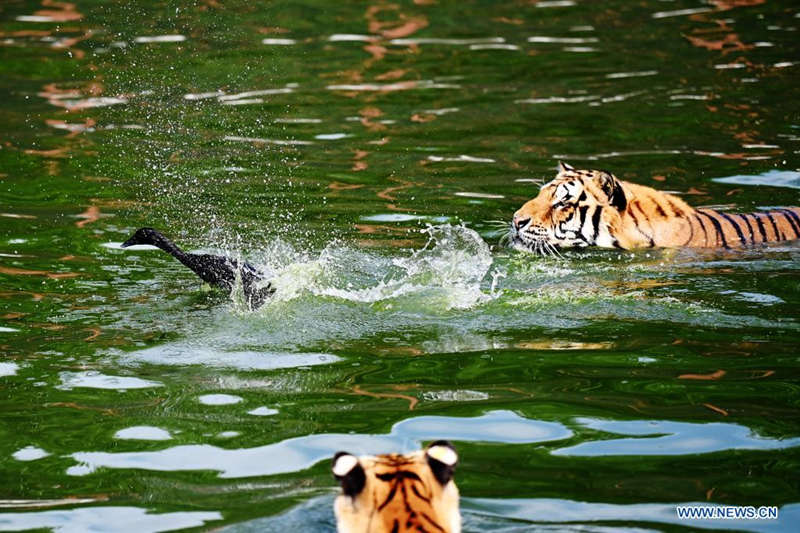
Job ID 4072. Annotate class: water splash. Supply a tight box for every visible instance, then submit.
[241,224,496,312]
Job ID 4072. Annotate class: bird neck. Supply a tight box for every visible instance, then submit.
[151,232,191,264]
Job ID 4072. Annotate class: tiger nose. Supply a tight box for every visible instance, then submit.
[513,214,531,230]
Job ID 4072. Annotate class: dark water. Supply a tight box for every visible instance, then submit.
[1,0,799,531]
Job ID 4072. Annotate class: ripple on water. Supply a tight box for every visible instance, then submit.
[67,411,571,478]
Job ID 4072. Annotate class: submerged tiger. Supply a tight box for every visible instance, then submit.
[332,441,461,533]
[510,162,800,254]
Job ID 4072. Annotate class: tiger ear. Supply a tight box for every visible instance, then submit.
[332,452,366,497]
[557,161,575,173]
[597,171,627,212]
[426,441,458,485]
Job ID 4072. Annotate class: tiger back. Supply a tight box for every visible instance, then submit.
[332,441,461,533]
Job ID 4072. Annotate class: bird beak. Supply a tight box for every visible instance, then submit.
[121,236,136,248]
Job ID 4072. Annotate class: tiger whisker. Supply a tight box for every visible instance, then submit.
[546,242,563,259]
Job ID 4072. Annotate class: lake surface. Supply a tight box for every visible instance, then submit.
[1,0,799,531]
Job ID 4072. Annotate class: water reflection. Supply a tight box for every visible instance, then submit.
[714,170,800,190]
[3,0,800,529]
[221,494,799,532]
[116,344,340,371]
[0,507,222,533]
[57,371,163,390]
[68,411,572,478]
[114,426,172,441]
[0,361,19,376]
[464,498,798,533]
[554,418,800,456]
[11,446,49,461]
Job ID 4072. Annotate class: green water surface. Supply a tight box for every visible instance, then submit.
[1,0,800,531]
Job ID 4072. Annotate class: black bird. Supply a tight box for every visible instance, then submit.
[121,227,274,309]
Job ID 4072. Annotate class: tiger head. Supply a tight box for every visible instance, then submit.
[510,161,629,254]
[332,441,461,533]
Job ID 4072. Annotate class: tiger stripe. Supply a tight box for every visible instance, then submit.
[682,214,696,246]
[590,206,602,241]
[737,214,755,244]
[630,202,655,247]
[718,211,747,245]
[779,209,800,238]
[333,443,460,533]
[693,213,711,246]
[697,211,729,248]
[765,212,784,241]
[511,164,800,253]
[750,213,769,242]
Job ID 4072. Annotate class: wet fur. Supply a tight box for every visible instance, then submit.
[333,443,460,533]
[511,163,800,254]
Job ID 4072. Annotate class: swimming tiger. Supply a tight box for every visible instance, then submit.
[510,162,800,254]
[332,441,461,533]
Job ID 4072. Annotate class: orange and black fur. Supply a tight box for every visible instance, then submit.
[510,162,800,254]
[332,441,461,533]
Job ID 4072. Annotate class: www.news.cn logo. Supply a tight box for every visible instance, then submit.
[676,506,779,520]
